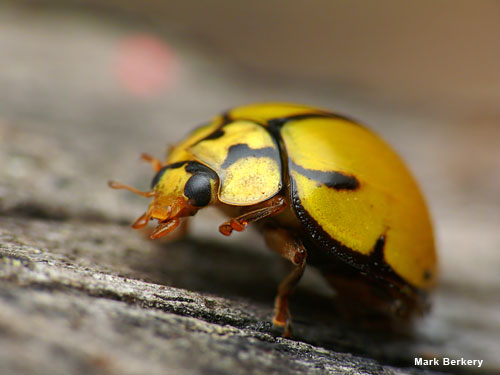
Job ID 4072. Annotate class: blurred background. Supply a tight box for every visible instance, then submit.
[1,0,499,289]
[0,0,499,372]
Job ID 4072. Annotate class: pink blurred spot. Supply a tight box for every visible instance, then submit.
[115,33,179,97]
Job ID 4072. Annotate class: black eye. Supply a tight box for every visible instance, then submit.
[184,173,212,207]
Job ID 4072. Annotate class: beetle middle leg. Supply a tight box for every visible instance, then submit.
[263,226,307,338]
[219,196,287,236]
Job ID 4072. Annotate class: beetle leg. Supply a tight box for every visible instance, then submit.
[150,217,180,239]
[141,152,164,172]
[263,226,307,338]
[219,196,287,236]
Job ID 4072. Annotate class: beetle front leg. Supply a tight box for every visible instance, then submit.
[219,196,286,236]
[263,226,307,338]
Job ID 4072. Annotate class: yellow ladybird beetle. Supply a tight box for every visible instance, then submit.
[109,103,437,336]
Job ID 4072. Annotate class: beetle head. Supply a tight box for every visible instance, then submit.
[109,161,218,239]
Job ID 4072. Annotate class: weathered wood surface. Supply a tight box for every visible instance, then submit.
[1,4,499,375]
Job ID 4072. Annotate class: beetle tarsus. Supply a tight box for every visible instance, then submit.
[219,219,247,236]
[272,317,292,339]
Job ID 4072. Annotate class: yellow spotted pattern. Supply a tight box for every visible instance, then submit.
[280,116,436,289]
[161,102,437,290]
[189,120,281,205]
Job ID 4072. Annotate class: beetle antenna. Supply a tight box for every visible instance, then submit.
[140,153,163,172]
[108,180,155,197]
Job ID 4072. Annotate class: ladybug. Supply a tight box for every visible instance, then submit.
[110,103,437,336]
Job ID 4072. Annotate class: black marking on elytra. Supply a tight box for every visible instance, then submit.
[372,235,386,267]
[189,113,233,147]
[423,269,432,280]
[151,161,217,189]
[264,121,292,196]
[290,161,359,190]
[221,143,279,169]
[267,112,361,129]
[166,161,189,169]
[221,111,232,124]
[290,177,427,308]
[191,128,226,147]
[203,128,225,141]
